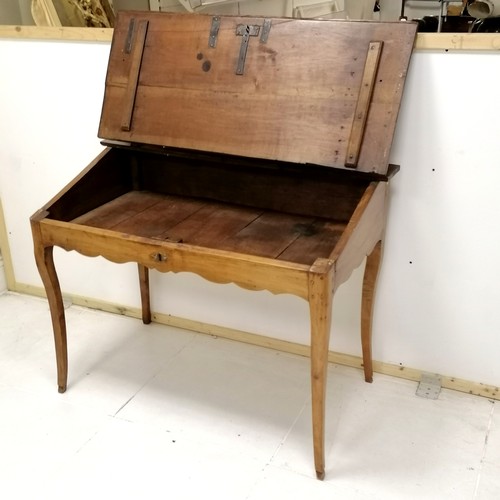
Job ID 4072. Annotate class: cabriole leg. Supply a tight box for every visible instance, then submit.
[138,264,151,324]
[33,241,68,393]
[361,240,382,383]
[309,269,333,480]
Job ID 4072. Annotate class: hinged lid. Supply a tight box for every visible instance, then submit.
[99,11,417,175]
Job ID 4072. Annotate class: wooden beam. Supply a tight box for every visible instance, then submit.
[1,27,500,52]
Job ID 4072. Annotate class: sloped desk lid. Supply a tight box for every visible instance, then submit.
[99,11,417,175]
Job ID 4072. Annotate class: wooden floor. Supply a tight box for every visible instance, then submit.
[71,191,345,265]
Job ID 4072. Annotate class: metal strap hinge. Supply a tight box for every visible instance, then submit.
[209,16,221,48]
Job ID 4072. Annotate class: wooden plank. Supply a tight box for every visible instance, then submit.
[1,28,499,52]
[110,195,204,237]
[70,189,345,265]
[345,41,383,168]
[0,26,113,41]
[139,155,368,221]
[71,191,164,228]
[163,203,262,246]
[278,220,345,265]
[220,212,316,259]
[120,19,149,132]
[416,32,500,51]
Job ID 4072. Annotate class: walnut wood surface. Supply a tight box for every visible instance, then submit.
[71,191,345,265]
[99,12,417,174]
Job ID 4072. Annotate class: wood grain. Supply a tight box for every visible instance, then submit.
[99,12,417,174]
[70,190,348,266]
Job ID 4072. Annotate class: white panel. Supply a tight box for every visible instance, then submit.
[1,38,499,387]
[0,39,109,290]
[375,51,500,383]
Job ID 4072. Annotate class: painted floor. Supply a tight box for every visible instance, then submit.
[0,291,499,499]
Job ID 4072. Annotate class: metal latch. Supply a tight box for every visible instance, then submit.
[235,24,260,75]
[235,19,272,75]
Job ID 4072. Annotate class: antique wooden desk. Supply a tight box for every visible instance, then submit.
[31,12,416,479]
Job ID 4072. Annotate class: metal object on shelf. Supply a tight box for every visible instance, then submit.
[400,0,454,32]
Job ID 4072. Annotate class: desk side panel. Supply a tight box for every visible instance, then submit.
[35,148,135,222]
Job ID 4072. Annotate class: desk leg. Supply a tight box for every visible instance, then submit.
[33,243,68,393]
[138,264,152,324]
[361,240,382,383]
[309,270,333,480]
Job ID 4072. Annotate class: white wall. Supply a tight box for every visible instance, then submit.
[1,37,499,388]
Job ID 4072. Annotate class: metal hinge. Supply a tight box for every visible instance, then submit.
[208,16,221,48]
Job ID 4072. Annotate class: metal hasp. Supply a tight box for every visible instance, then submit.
[236,24,260,75]
[235,19,272,75]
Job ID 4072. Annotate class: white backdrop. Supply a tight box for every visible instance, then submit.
[1,37,499,387]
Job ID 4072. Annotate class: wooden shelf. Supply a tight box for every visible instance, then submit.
[1,25,500,51]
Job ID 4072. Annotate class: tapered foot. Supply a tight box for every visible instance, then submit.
[316,469,325,481]
[58,385,67,394]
